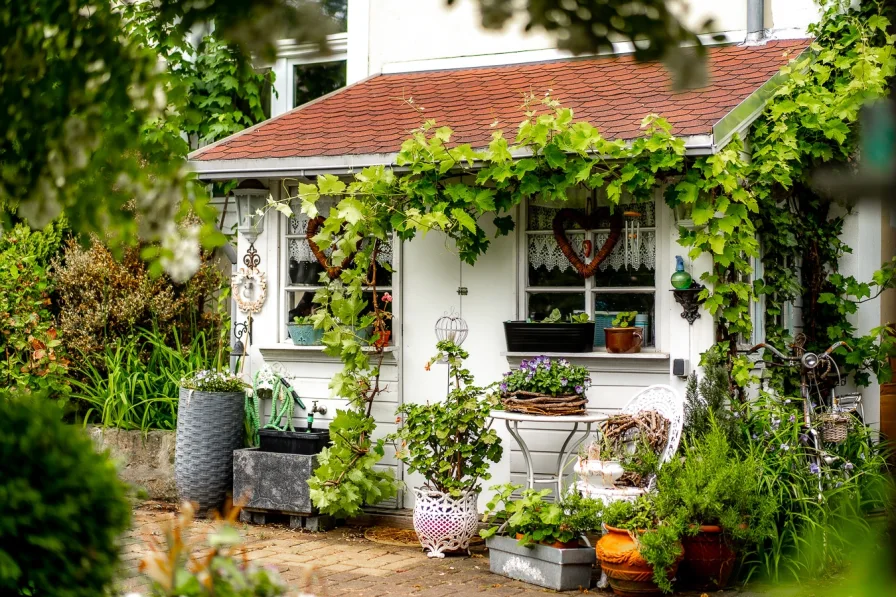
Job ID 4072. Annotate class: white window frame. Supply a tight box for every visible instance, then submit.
[269,32,348,118]
[517,189,662,350]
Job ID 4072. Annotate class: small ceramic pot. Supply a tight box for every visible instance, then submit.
[604,327,643,354]
[286,323,323,346]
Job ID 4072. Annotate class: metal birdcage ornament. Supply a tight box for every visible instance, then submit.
[434,309,468,347]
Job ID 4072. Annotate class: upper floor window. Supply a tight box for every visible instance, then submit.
[294,61,345,108]
[523,188,657,349]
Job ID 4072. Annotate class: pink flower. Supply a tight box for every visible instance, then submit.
[382,292,393,303]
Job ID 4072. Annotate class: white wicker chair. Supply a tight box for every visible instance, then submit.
[575,384,684,502]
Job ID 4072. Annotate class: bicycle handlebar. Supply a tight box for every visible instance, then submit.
[748,341,852,364]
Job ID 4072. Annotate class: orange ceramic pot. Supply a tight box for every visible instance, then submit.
[604,328,643,354]
[373,330,391,348]
[678,525,736,590]
[596,526,681,597]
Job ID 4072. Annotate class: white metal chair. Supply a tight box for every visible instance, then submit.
[575,384,684,503]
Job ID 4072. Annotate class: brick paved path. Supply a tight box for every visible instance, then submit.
[118,503,759,596]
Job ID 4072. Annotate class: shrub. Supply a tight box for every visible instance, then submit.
[0,220,70,397]
[0,396,131,596]
[71,328,221,432]
[53,236,226,364]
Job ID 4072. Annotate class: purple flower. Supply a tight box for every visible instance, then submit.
[799,433,809,445]
[503,371,510,377]
[789,414,796,423]
[560,378,568,386]
[809,463,820,475]
[752,434,758,440]
[780,443,790,451]
[520,361,528,371]
[500,383,508,392]
[584,379,592,389]
[842,462,854,471]
[575,385,584,394]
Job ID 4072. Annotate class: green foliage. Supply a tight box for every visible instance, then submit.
[0,221,70,399]
[567,312,591,323]
[740,394,893,582]
[291,315,314,325]
[480,484,603,546]
[0,396,131,596]
[751,0,896,389]
[501,355,591,397]
[601,495,685,593]
[307,408,398,519]
[140,503,287,597]
[654,424,776,546]
[180,369,247,393]
[538,307,590,323]
[611,311,638,328]
[71,328,220,432]
[682,351,744,447]
[390,341,503,496]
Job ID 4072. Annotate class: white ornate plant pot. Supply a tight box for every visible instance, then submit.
[574,458,624,491]
[412,488,479,559]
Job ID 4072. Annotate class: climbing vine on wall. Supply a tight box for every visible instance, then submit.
[270,1,896,515]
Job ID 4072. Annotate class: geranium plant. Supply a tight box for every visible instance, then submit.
[390,340,502,496]
[500,356,591,397]
[180,370,246,393]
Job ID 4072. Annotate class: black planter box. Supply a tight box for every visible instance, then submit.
[258,428,330,455]
[504,321,595,353]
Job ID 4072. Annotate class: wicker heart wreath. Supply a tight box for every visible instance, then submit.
[551,208,623,277]
[305,216,354,280]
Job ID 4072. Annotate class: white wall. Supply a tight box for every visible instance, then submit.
[348,0,819,79]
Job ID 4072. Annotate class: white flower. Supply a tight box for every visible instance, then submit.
[160,224,201,283]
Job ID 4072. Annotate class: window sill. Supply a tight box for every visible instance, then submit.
[502,350,669,360]
[258,343,397,363]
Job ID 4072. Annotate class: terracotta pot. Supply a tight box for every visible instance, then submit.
[516,533,580,549]
[373,330,391,348]
[596,525,681,597]
[677,525,736,591]
[604,327,643,354]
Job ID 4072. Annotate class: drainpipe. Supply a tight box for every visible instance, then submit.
[746,0,765,43]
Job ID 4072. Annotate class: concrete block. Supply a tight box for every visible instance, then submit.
[486,535,595,591]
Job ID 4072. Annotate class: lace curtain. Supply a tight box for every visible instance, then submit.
[287,198,392,266]
[527,230,656,273]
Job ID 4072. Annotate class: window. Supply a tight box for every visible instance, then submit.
[522,188,657,348]
[283,195,394,343]
[293,61,345,108]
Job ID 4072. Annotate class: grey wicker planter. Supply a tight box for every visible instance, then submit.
[175,387,245,514]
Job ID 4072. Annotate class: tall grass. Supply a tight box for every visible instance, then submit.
[72,328,222,432]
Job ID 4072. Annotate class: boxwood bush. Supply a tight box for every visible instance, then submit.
[0,396,131,596]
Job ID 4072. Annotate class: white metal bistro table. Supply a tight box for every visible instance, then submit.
[488,410,608,496]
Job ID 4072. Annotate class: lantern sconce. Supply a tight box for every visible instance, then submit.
[435,309,469,347]
[233,179,270,246]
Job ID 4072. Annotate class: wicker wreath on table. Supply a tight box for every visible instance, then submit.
[552,208,623,277]
[501,390,587,416]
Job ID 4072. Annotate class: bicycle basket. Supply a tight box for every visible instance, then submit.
[819,412,851,444]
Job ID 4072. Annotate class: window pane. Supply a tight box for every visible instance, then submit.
[528,232,585,287]
[294,61,346,108]
[526,292,585,321]
[527,190,588,230]
[594,293,655,347]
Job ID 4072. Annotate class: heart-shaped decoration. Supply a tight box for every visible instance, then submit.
[305,216,355,280]
[551,208,623,277]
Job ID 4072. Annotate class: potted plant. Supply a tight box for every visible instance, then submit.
[604,311,643,354]
[480,485,601,591]
[504,309,595,353]
[389,340,503,558]
[286,315,323,346]
[499,355,591,415]
[175,370,247,514]
[596,495,685,596]
[652,425,776,590]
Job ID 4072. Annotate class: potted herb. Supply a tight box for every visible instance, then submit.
[499,355,591,415]
[652,426,775,590]
[286,315,323,346]
[175,370,247,514]
[596,495,685,596]
[481,485,600,591]
[504,309,595,353]
[389,340,503,558]
[604,311,643,354]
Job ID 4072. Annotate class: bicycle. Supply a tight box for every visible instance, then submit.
[748,335,860,498]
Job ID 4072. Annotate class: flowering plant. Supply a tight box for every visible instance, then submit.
[180,369,246,393]
[500,356,591,396]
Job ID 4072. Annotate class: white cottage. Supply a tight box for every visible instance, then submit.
[189,0,894,511]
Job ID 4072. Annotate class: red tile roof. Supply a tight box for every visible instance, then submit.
[192,40,810,162]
